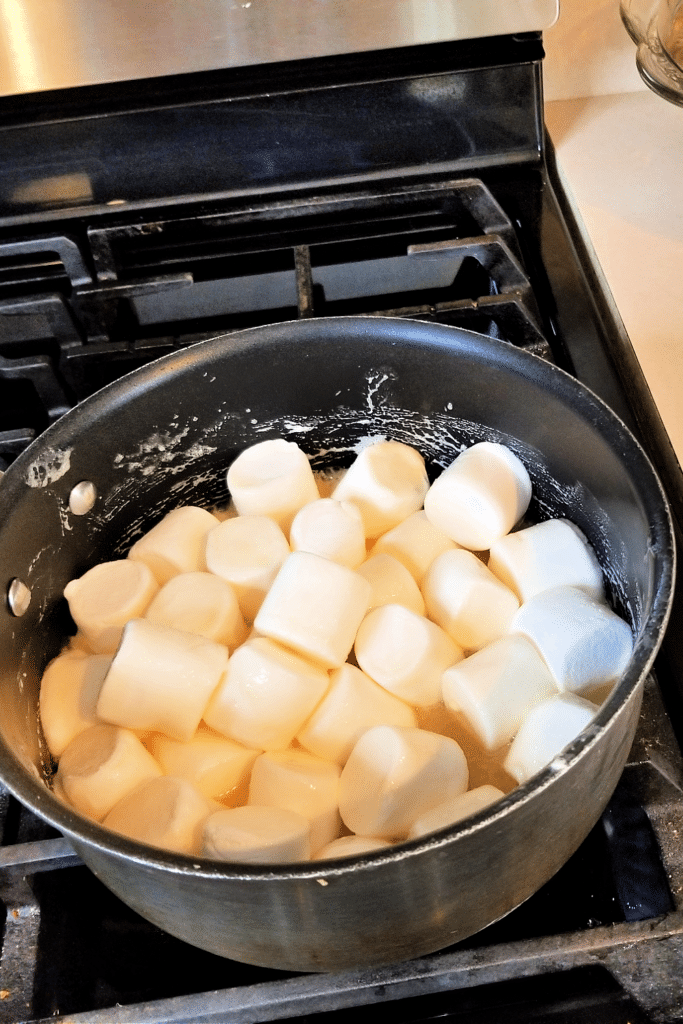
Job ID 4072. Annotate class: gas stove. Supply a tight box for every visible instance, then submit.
[2,4,683,1022]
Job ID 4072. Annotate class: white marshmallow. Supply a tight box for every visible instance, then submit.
[248,749,341,855]
[289,498,366,568]
[203,636,329,751]
[57,724,162,821]
[64,559,159,654]
[202,804,311,863]
[205,515,290,622]
[355,603,463,707]
[145,571,248,650]
[357,553,425,616]
[96,618,228,741]
[331,441,429,540]
[408,785,505,839]
[422,548,519,651]
[504,693,598,784]
[371,510,457,583]
[297,662,417,765]
[510,585,634,694]
[488,518,605,603]
[339,725,469,840]
[103,776,212,855]
[128,505,219,584]
[254,551,371,670]
[314,835,392,859]
[40,650,112,759]
[149,730,260,803]
[441,636,558,751]
[423,441,532,550]
[226,438,319,533]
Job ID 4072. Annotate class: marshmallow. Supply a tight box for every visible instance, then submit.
[96,618,228,741]
[226,438,319,533]
[314,835,392,859]
[441,636,558,751]
[248,749,341,855]
[357,553,425,616]
[339,725,469,840]
[371,510,457,583]
[408,785,505,839]
[355,603,463,707]
[205,515,290,622]
[504,693,598,784]
[40,650,112,759]
[128,505,219,584]
[423,441,532,550]
[57,724,162,821]
[297,662,417,765]
[150,730,260,803]
[145,571,248,650]
[289,498,366,568]
[254,551,371,670]
[64,559,159,654]
[488,518,605,603]
[203,636,329,751]
[422,548,519,651]
[103,776,212,855]
[202,804,311,863]
[510,585,634,694]
[331,441,429,539]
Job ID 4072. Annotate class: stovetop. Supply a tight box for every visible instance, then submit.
[1,29,683,1024]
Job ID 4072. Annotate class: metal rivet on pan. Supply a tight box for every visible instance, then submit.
[69,480,97,516]
[8,579,31,617]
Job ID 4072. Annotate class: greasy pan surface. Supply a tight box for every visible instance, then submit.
[0,317,674,971]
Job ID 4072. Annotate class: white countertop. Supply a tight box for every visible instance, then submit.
[542,2,683,467]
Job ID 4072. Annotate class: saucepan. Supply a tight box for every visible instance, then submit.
[0,316,674,972]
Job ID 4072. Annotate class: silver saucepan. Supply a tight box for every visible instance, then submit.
[0,317,674,972]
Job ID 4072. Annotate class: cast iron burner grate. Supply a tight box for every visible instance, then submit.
[0,178,550,469]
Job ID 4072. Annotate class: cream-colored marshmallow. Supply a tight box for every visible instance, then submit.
[149,730,260,803]
[355,603,463,707]
[40,650,112,759]
[96,618,228,742]
[510,585,634,694]
[202,804,311,863]
[128,505,219,584]
[297,662,417,765]
[248,749,341,855]
[371,510,458,583]
[408,784,505,839]
[254,551,371,670]
[226,438,319,533]
[357,553,425,616]
[488,518,605,603]
[422,548,519,651]
[314,835,392,859]
[503,693,598,784]
[57,724,162,821]
[103,776,212,855]
[331,440,429,540]
[205,515,290,623]
[203,636,329,751]
[289,498,366,568]
[145,571,247,650]
[64,559,159,654]
[339,725,469,840]
[423,441,532,550]
[441,635,558,751]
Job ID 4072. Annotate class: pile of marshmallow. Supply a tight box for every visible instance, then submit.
[39,437,634,864]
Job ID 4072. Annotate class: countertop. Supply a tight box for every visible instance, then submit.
[544,92,683,469]
[542,1,683,467]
